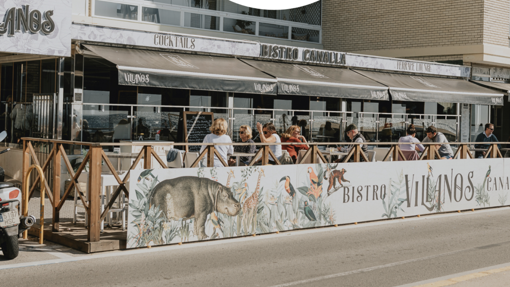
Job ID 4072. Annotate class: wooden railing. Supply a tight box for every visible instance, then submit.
[20,138,505,244]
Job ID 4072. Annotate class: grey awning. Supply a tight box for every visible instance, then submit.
[355,70,504,106]
[84,45,277,95]
[471,80,510,94]
[241,59,389,100]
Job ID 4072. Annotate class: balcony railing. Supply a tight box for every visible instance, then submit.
[73,0,322,44]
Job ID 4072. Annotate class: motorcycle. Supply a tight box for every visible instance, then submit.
[0,131,35,259]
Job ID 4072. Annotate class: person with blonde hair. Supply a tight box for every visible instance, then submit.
[281,125,309,163]
[228,125,256,166]
[200,118,233,167]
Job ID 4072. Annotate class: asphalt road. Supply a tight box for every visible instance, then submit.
[2,207,510,287]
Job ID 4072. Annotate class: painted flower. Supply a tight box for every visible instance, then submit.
[267,194,278,205]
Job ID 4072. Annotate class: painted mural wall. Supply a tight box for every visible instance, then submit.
[127,159,509,248]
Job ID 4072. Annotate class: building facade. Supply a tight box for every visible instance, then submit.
[0,0,504,149]
[322,0,510,141]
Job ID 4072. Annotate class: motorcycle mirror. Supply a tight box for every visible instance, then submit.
[0,131,7,142]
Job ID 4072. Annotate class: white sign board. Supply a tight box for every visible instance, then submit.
[72,24,260,57]
[0,0,72,57]
[128,159,508,248]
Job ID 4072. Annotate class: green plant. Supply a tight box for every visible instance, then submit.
[382,170,407,218]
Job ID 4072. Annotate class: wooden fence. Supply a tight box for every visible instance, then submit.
[20,137,504,245]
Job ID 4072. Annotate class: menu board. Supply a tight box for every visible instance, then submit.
[182,111,214,152]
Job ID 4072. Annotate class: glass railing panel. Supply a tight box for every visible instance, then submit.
[436,116,458,142]
[291,27,320,43]
[83,105,131,142]
[359,113,378,142]
[274,111,292,135]
[259,22,289,39]
[184,13,219,30]
[142,8,181,25]
[311,114,342,143]
[409,115,434,141]
[292,114,311,141]
[232,111,254,142]
[95,1,139,20]
[378,115,406,142]
[223,17,255,35]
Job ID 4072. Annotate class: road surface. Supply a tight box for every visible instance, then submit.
[1,207,510,287]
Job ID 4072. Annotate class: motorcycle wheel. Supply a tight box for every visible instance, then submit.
[1,235,19,259]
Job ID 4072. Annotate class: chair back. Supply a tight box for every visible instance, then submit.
[374,147,391,162]
[399,150,419,161]
[184,152,199,168]
[296,149,308,164]
[367,150,376,162]
[168,151,184,168]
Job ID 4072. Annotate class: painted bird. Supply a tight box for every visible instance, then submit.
[280,176,296,197]
[427,163,433,177]
[303,201,316,221]
[486,165,491,178]
[307,167,321,190]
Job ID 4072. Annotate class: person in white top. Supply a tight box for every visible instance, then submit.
[399,124,425,152]
[200,118,234,167]
[256,122,282,163]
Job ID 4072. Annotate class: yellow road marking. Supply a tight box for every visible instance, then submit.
[415,265,510,286]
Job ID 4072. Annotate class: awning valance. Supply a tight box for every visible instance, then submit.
[241,59,389,100]
[83,45,277,95]
[471,80,510,94]
[355,70,504,106]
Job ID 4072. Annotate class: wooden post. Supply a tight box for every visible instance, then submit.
[353,145,360,162]
[207,146,215,167]
[262,146,269,165]
[52,144,61,232]
[21,140,30,240]
[39,181,45,245]
[144,145,152,169]
[491,143,499,158]
[393,145,399,161]
[427,145,436,160]
[311,146,317,164]
[88,146,102,242]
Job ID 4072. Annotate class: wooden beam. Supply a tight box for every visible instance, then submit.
[207,146,215,167]
[248,148,264,166]
[52,144,61,232]
[22,140,30,239]
[28,146,55,199]
[342,147,355,163]
[213,148,228,167]
[191,148,208,168]
[27,142,53,205]
[151,149,168,169]
[57,152,90,211]
[88,146,102,242]
[396,146,406,162]
[144,145,152,169]
[383,146,395,162]
[419,146,429,161]
[58,145,89,211]
[267,148,281,165]
[299,148,312,164]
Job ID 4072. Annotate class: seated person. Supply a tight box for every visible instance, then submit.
[474,123,500,158]
[281,125,309,163]
[200,118,233,167]
[422,125,453,159]
[256,122,282,164]
[398,125,424,160]
[228,125,256,166]
[336,124,367,162]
